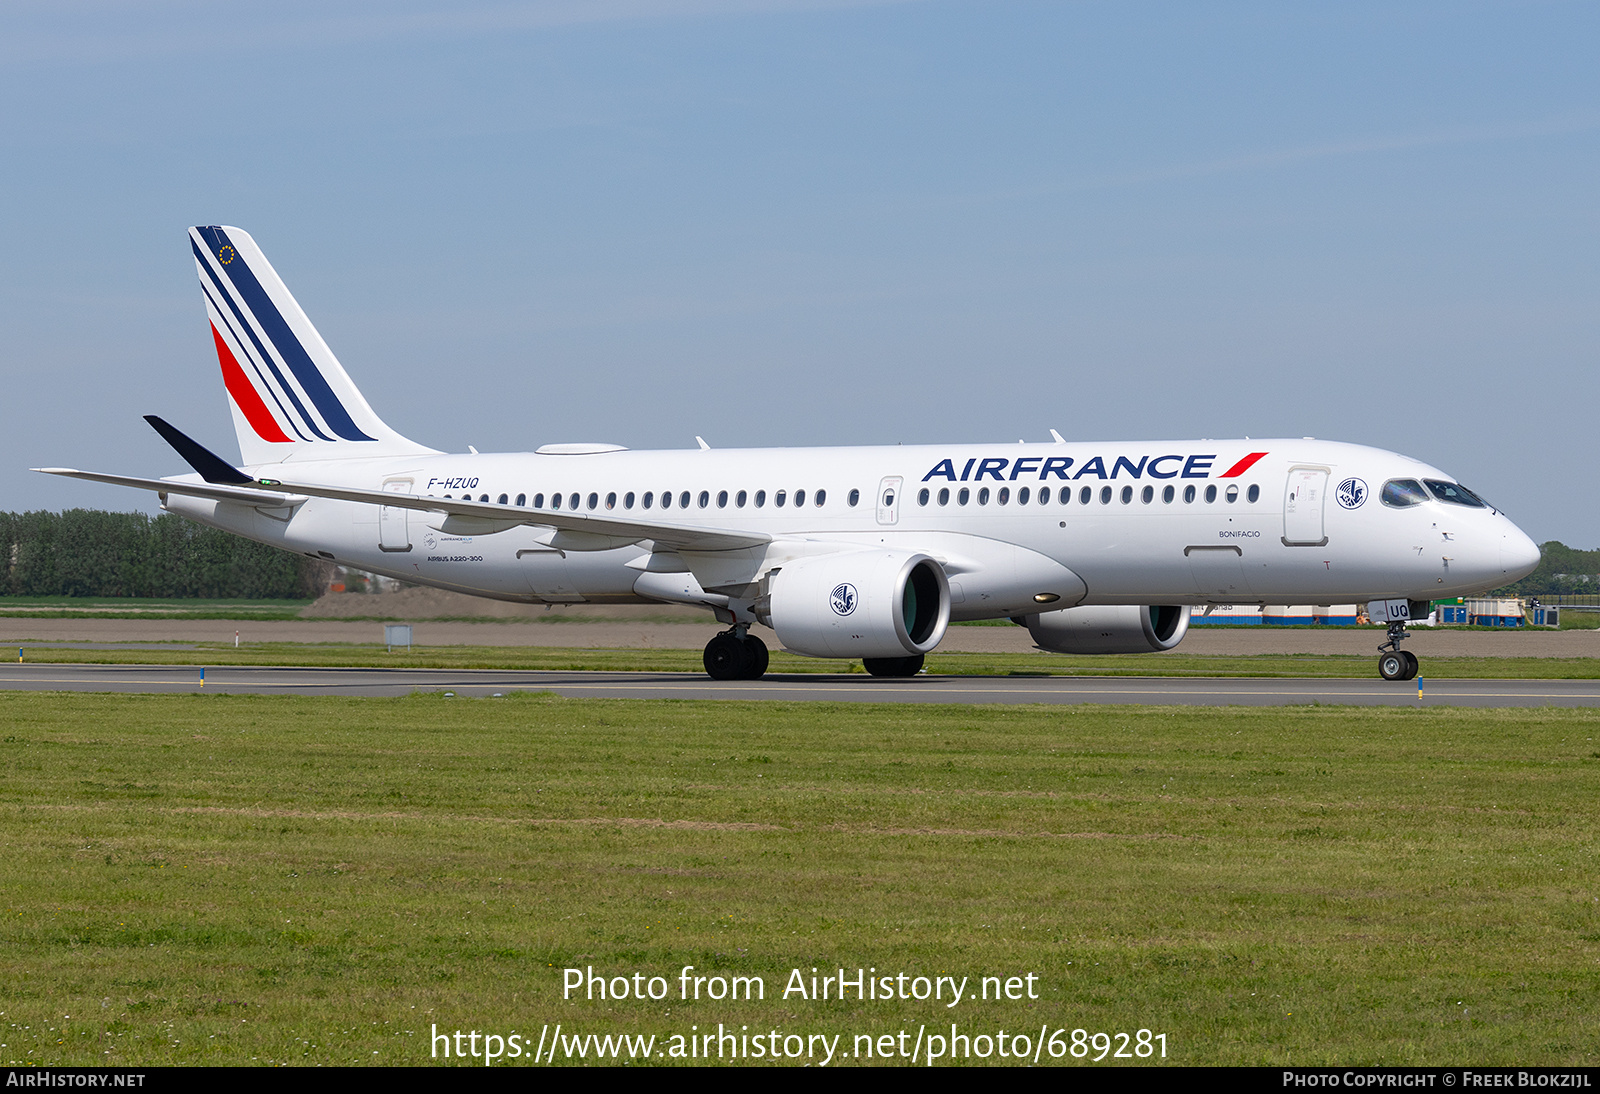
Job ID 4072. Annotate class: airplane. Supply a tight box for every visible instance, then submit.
[36,226,1542,682]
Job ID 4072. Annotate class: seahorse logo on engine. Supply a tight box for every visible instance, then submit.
[830,582,858,617]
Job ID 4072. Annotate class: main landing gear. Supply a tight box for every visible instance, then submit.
[863,655,925,677]
[703,626,769,681]
[1377,620,1420,681]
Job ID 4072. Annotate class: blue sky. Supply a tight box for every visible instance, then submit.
[3,1,1597,543]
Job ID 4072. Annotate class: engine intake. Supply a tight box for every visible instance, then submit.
[762,550,951,659]
[1023,604,1190,655]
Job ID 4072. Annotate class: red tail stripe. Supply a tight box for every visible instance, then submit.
[1218,451,1268,478]
[212,323,292,443]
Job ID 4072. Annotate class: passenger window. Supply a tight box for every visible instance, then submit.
[642,491,653,509]
[1141,485,1153,503]
[998,487,1010,505]
[1038,487,1050,504]
[717,490,728,508]
[497,493,508,505]
[1100,486,1112,504]
[1120,486,1133,504]
[1080,486,1092,505]
[569,493,580,510]
[1184,485,1196,503]
[849,488,861,507]
[582,493,594,510]
[696,490,707,508]
[794,489,806,507]
[736,490,747,507]
[660,491,672,510]
[1018,486,1030,505]
[918,487,930,506]
[755,490,766,508]
[1247,484,1260,503]
[679,491,691,509]
[1225,484,1238,503]
[1204,485,1217,503]
[515,493,526,507]
[815,489,826,506]
[480,494,490,502]
[1382,479,1428,507]
[958,487,970,505]
[550,493,562,510]
[533,493,545,508]
[1162,485,1174,503]
[977,487,990,505]
[775,490,787,507]
[605,492,617,510]
[938,487,950,506]
[624,492,635,509]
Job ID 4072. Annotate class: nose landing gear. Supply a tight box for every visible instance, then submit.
[703,625,770,681]
[1377,621,1419,681]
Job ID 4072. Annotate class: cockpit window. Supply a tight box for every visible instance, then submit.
[1424,480,1487,508]
[1381,479,1428,508]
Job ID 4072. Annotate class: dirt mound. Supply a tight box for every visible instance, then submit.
[298,586,706,622]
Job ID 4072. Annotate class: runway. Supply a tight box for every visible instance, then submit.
[3,662,1599,706]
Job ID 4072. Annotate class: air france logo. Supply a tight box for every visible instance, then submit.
[830,582,858,617]
[1336,478,1368,509]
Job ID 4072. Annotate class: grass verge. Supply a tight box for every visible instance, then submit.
[1,693,1595,1066]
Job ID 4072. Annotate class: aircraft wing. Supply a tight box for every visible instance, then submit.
[32,468,304,508]
[248,476,770,552]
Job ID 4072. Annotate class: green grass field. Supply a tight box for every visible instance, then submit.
[1,692,1595,1066]
[10,640,1600,678]
[0,597,313,621]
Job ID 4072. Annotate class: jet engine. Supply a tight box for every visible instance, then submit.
[1022,604,1190,655]
[760,550,951,659]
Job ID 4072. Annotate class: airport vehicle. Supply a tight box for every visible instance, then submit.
[36,226,1541,681]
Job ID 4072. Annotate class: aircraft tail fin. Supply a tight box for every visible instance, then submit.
[189,225,438,466]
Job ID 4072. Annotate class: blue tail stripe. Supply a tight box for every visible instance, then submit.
[197,227,375,442]
[198,273,315,443]
[193,238,330,442]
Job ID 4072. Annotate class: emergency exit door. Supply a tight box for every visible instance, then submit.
[877,477,903,525]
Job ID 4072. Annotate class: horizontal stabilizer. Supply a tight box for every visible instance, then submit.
[32,468,302,508]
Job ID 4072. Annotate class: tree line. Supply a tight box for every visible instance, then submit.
[1493,541,1599,596]
[0,508,1585,600]
[0,509,331,599]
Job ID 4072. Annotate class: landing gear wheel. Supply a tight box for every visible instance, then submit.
[741,634,769,679]
[704,631,769,680]
[704,633,749,681]
[1400,650,1419,680]
[863,654,925,678]
[1378,651,1408,681]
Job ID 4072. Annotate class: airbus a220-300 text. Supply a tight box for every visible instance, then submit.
[38,227,1541,681]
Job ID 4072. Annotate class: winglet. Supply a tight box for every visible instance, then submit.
[143,415,254,485]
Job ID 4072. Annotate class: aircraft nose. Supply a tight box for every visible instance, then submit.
[1500,525,1541,584]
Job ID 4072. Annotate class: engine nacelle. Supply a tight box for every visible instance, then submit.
[1023,604,1190,655]
[762,550,951,659]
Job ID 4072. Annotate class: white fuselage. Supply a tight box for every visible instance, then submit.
[161,437,1540,624]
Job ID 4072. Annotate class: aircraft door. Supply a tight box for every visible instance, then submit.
[379,478,412,552]
[1282,467,1329,547]
[877,476,903,525]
